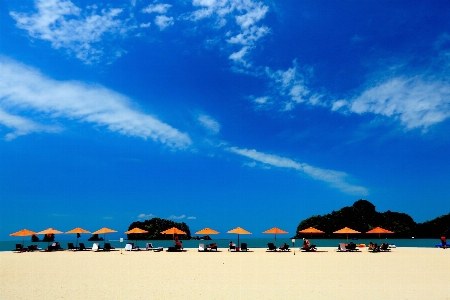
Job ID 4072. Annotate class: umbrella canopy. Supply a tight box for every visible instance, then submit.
[10,229,37,247]
[298,227,325,243]
[333,227,361,242]
[366,227,394,244]
[262,227,288,244]
[37,228,64,247]
[125,228,149,234]
[161,227,186,241]
[92,227,117,247]
[227,227,251,247]
[125,228,149,249]
[66,227,91,248]
[37,228,63,235]
[195,228,220,235]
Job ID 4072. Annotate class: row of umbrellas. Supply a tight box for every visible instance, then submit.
[10,226,394,248]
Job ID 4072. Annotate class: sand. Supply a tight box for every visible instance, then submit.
[0,247,449,299]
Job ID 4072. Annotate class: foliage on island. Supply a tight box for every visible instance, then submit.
[42,233,55,242]
[87,234,104,241]
[126,218,191,240]
[295,199,449,238]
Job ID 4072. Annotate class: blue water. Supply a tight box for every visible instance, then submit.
[2,238,442,251]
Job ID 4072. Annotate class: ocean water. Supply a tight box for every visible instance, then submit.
[2,238,443,251]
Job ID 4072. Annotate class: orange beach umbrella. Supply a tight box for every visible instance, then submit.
[262,227,288,244]
[37,228,64,247]
[125,228,149,248]
[161,227,186,241]
[10,229,37,247]
[92,227,117,247]
[366,227,394,244]
[227,227,251,247]
[333,227,361,242]
[195,228,220,235]
[298,227,325,243]
[195,228,220,244]
[66,227,91,248]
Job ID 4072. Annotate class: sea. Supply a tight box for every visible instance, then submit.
[2,238,444,251]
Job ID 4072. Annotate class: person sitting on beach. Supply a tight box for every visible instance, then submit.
[369,242,379,252]
[279,243,288,250]
[302,238,310,249]
[175,240,183,249]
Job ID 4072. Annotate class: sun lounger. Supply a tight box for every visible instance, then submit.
[241,243,249,251]
[145,243,162,251]
[102,243,114,251]
[198,243,205,252]
[279,244,290,251]
[301,244,317,251]
[379,243,391,251]
[205,243,218,251]
[15,244,26,252]
[228,243,236,251]
[336,243,348,252]
[125,244,133,251]
[27,245,39,252]
[346,242,360,252]
[67,243,78,251]
[267,243,277,251]
[78,243,91,251]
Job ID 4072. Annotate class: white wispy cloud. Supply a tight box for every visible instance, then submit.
[0,58,192,148]
[137,213,155,219]
[337,76,450,131]
[169,214,186,219]
[265,61,311,110]
[10,0,131,63]
[142,4,172,14]
[228,147,369,195]
[0,107,62,141]
[198,114,221,134]
[189,0,270,66]
[154,15,174,30]
[187,216,196,220]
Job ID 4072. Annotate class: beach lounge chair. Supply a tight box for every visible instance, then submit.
[208,243,218,251]
[27,245,37,252]
[379,243,391,252]
[145,243,161,251]
[67,243,78,251]
[198,243,205,252]
[229,243,236,251]
[241,243,249,251]
[103,243,114,251]
[78,243,91,251]
[279,244,290,251]
[125,244,133,251]
[267,243,277,251]
[346,242,359,252]
[337,243,348,252]
[15,244,25,252]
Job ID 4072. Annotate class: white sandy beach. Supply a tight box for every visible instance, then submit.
[0,247,449,300]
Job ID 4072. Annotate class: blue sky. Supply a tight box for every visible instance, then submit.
[1,0,449,239]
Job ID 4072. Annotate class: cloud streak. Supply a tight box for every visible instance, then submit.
[10,0,130,63]
[228,147,368,195]
[0,58,191,148]
[340,76,450,131]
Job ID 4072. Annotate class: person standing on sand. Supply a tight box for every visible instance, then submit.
[440,235,447,249]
